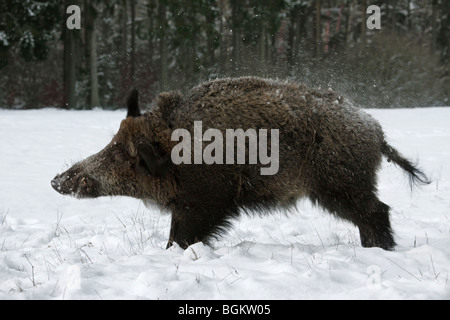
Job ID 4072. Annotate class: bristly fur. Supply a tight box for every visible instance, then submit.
[52,77,429,252]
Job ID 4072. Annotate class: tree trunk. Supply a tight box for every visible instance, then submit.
[406,0,412,29]
[431,0,437,53]
[259,23,266,63]
[391,0,397,31]
[297,5,308,56]
[314,0,322,56]
[148,2,155,70]
[63,0,77,109]
[85,0,100,108]
[346,1,354,44]
[219,0,230,75]
[286,5,297,67]
[159,0,168,91]
[90,22,100,108]
[204,2,216,67]
[385,0,390,29]
[63,30,77,109]
[121,0,128,63]
[361,0,367,43]
[231,0,241,74]
[130,0,136,85]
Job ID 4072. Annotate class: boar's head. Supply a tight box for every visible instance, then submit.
[51,90,173,202]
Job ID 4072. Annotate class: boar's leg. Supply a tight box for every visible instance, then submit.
[310,189,396,251]
[307,144,396,250]
[166,204,238,249]
[356,201,396,250]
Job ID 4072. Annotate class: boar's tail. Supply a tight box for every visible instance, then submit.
[381,141,431,189]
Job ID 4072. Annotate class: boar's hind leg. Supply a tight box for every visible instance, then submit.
[166,205,238,250]
[357,201,396,251]
[309,189,396,251]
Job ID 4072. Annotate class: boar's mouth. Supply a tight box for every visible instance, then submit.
[51,170,101,199]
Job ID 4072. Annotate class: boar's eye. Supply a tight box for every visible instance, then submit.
[137,142,171,178]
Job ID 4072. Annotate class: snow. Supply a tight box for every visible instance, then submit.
[0,107,449,300]
[0,31,9,47]
[19,30,35,49]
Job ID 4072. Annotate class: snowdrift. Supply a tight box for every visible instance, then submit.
[0,107,448,300]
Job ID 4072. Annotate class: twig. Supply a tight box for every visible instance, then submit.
[430,254,440,280]
[24,254,36,287]
[312,225,326,254]
[0,209,8,225]
[387,258,422,282]
[1,238,6,251]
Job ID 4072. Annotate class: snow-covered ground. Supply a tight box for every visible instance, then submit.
[0,107,449,300]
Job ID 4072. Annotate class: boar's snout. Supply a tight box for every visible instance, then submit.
[51,169,100,199]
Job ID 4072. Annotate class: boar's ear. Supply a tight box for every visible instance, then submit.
[157,91,183,125]
[127,89,141,118]
[137,142,171,178]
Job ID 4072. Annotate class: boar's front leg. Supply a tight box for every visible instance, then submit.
[166,204,239,249]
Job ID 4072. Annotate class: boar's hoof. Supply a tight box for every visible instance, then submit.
[51,173,100,198]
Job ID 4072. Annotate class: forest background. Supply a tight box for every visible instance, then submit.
[0,0,449,110]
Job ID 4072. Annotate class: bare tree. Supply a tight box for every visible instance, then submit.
[130,0,136,85]
[86,0,100,108]
[63,0,78,109]
[159,0,168,91]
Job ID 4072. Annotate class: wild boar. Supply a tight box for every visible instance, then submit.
[51,77,429,251]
